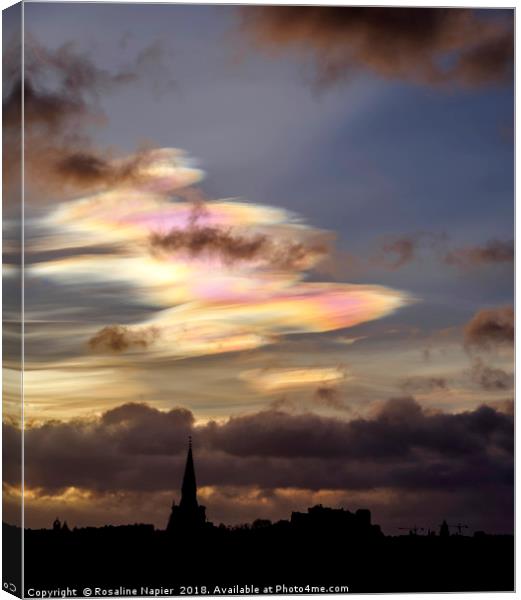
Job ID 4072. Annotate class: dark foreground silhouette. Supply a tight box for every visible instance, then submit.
[3,518,514,595]
[4,443,513,595]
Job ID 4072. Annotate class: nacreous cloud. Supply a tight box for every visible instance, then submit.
[240,367,348,392]
[32,149,410,360]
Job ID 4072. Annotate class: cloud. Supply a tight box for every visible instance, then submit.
[7,39,172,132]
[330,234,511,274]
[150,224,329,271]
[40,190,407,360]
[51,147,202,193]
[9,397,512,495]
[485,399,514,416]
[6,398,512,530]
[240,7,513,88]
[10,483,513,533]
[314,386,351,412]
[400,376,448,394]
[370,233,446,271]
[463,306,514,350]
[6,59,133,129]
[240,367,347,393]
[449,30,515,86]
[375,236,417,270]
[53,150,148,189]
[444,239,514,268]
[88,325,160,353]
[4,39,177,197]
[470,358,513,391]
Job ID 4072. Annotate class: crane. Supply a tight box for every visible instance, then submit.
[398,526,424,536]
[448,523,469,535]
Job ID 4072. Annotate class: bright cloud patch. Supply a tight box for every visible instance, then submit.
[240,366,348,392]
[30,147,410,361]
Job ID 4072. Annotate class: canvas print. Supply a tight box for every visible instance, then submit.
[2,2,514,596]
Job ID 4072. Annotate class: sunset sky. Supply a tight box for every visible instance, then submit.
[3,4,514,534]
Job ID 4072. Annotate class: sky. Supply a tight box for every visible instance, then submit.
[2,3,514,534]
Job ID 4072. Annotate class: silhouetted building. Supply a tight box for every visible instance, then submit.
[291,504,382,538]
[439,520,450,538]
[252,519,272,529]
[166,437,207,534]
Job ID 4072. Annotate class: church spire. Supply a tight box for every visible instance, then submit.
[166,436,207,534]
[180,435,198,509]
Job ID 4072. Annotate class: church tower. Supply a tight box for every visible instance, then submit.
[180,437,197,510]
[167,437,207,534]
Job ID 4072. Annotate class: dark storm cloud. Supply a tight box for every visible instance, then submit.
[444,239,514,268]
[463,306,514,350]
[400,376,448,394]
[470,358,513,391]
[9,398,512,497]
[88,325,160,353]
[3,39,169,194]
[240,7,513,87]
[149,225,329,270]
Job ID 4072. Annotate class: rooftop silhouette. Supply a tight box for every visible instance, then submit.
[3,437,514,595]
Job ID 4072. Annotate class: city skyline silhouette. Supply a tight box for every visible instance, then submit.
[2,2,513,596]
[3,437,514,594]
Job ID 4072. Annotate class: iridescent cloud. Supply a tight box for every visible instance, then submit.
[240,366,348,392]
[30,147,411,360]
